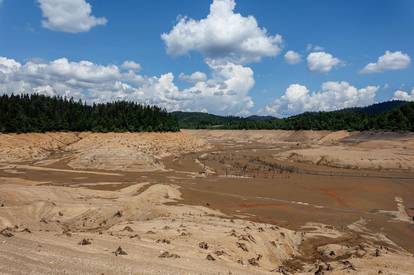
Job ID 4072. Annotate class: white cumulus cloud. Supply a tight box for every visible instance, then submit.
[284,50,301,65]
[307,52,342,73]
[161,0,283,64]
[38,0,107,33]
[261,81,378,117]
[0,57,21,73]
[121,61,141,71]
[0,56,254,115]
[361,51,411,74]
[393,88,414,101]
[179,71,207,83]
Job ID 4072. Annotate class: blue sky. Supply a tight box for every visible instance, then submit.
[0,0,413,116]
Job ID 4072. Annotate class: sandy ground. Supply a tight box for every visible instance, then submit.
[0,132,207,171]
[188,130,414,171]
[1,130,414,274]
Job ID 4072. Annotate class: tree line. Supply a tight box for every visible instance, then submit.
[175,101,414,132]
[1,94,413,133]
[0,94,179,133]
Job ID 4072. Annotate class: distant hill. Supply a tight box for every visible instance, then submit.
[246,115,278,121]
[174,100,414,131]
[172,111,244,129]
[172,112,279,128]
[341,100,408,115]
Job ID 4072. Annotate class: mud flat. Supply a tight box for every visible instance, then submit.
[1,130,414,274]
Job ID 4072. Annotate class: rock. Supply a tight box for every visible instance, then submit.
[248,257,259,266]
[156,239,171,244]
[113,246,127,256]
[342,260,357,271]
[199,241,209,250]
[236,242,248,252]
[270,265,294,275]
[206,254,215,261]
[63,229,72,237]
[314,265,324,275]
[0,227,14,238]
[114,211,123,218]
[78,238,91,245]
[271,266,289,274]
[40,218,48,224]
[159,251,180,258]
[58,211,64,216]
[238,234,255,243]
[325,263,333,271]
[21,228,31,233]
[214,250,226,256]
[122,226,134,232]
[375,248,381,257]
[129,234,140,239]
[270,240,278,247]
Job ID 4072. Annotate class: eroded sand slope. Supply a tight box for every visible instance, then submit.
[190,130,414,171]
[0,132,207,171]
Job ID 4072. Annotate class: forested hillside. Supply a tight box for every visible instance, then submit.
[172,111,245,129]
[1,94,413,133]
[174,101,414,131]
[0,94,179,133]
[341,100,408,115]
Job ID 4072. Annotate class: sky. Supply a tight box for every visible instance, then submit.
[0,0,414,116]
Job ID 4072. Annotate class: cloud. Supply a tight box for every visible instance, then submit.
[121,61,141,71]
[38,0,107,33]
[361,51,411,74]
[284,50,301,65]
[261,81,378,117]
[0,57,21,73]
[393,88,414,101]
[307,52,341,73]
[161,0,283,64]
[179,71,207,83]
[306,44,324,52]
[0,56,254,115]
